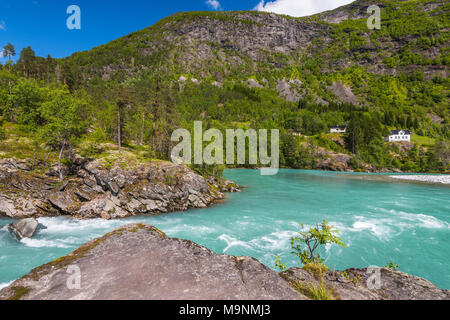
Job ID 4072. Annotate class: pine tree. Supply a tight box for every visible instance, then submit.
[18,46,36,79]
[2,43,16,65]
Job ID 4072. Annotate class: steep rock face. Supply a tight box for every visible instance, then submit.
[65,0,448,107]
[281,267,450,300]
[166,12,329,62]
[317,0,385,23]
[0,158,239,220]
[0,224,307,300]
[328,81,359,105]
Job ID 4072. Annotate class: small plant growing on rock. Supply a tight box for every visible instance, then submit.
[291,220,346,266]
[338,270,362,287]
[292,280,335,300]
[274,221,346,300]
[274,220,346,276]
[274,220,346,273]
[384,261,400,270]
[275,254,287,272]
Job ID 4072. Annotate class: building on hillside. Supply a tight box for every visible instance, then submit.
[330,125,347,134]
[386,130,411,142]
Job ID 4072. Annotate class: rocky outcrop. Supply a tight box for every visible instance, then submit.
[281,267,450,300]
[0,224,306,300]
[328,81,359,105]
[0,158,239,220]
[276,79,303,102]
[0,159,32,173]
[7,218,39,240]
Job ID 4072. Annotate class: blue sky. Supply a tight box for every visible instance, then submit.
[0,0,353,61]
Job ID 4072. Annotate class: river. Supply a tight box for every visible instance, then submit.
[1,169,449,289]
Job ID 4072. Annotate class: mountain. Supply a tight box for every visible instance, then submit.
[61,0,448,106]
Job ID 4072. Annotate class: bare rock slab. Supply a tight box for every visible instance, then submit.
[8,218,39,240]
[0,224,307,300]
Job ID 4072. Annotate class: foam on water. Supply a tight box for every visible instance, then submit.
[20,238,74,249]
[0,281,12,290]
[218,234,253,253]
[37,217,123,233]
[249,230,297,252]
[351,218,393,240]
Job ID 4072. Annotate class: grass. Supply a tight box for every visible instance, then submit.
[0,121,160,173]
[78,142,157,169]
[7,286,31,300]
[0,122,57,164]
[302,262,329,278]
[292,280,337,300]
[411,134,436,147]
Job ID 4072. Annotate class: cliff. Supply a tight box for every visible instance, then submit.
[0,223,448,300]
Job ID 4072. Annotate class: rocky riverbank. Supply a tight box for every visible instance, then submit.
[0,157,240,220]
[0,223,448,300]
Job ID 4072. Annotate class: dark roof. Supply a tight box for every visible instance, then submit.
[390,130,411,135]
[330,125,347,129]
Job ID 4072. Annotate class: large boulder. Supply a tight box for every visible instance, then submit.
[8,218,39,240]
[0,224,307,300]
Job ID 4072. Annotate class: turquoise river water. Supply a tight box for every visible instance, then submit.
[0,170,449,290]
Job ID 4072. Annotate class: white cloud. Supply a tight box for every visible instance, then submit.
[0,20,6,31]
[206,0,221,10]
[254,0,354,17]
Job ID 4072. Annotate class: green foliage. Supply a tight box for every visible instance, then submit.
[38,88,88,150]
[302,262,329,278]
[0,118,5,141]
[434,139,450,171]
[79,142,105,159]
[275,254,287,272]
[291,220,346,266]
[2,43,16,63]
[338,270,362,286]
[191,163,225,178]
[7,78,46,129]
[384,261,400,271]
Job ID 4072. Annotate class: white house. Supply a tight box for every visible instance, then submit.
[330,126,347,134]
[387,130,411,142]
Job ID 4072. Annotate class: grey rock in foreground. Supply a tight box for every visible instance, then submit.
[8,218,39,240]
[281,267,450,300]
[0,224,307,300]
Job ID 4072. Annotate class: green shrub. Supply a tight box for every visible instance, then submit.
[291,220,347,266]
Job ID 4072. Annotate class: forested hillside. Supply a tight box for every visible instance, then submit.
[0,0,449,173]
